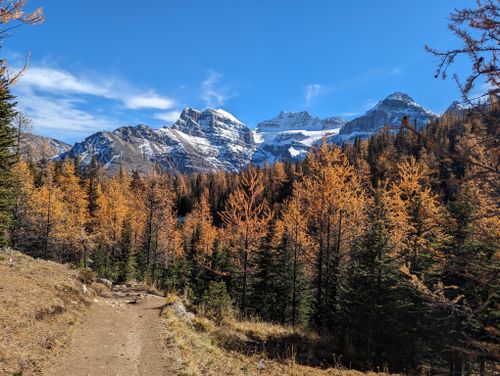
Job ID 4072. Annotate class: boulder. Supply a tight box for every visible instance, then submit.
[97,278,113,289]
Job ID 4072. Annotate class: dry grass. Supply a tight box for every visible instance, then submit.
[0,249,95,375]
[162,302,395,376]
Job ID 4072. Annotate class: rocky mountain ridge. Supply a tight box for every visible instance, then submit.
[26,92,457,173]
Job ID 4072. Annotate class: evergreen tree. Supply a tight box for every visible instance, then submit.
[339,191,418,370]
[11,159,36,250]
[221,166,271,315]
[0,77,16,246]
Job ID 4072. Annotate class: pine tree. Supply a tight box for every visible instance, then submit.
[221,166,271,315]
[438,182,499,368]
[31,162,65,259]
[83,156,101,221]
[0,77,16,246]
[10,159,35,250]
[182,188,219,300]
[295,141,366,330]
[273,196,313,326]
[117,213,136,283]
[382,157,445,276]
[95,173,130,277]
[58,160,90,263]
[0,0,44,246]
[339,190,417,369]
[138,170,179,284]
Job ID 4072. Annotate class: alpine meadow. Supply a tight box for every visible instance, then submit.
[0,1,498,375]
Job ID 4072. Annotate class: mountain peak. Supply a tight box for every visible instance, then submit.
[444,100,468,116]
[256,111,340,133]
[172,107,246,137]
[211,108,244,125]
[278,110,312,118]
[339,92,436,138]
[252,111,344,165]
[385,92,414,102]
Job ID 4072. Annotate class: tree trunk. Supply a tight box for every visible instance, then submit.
[242,247,248,315]
[291,232,298,327]
[44,189,52,259]
[479,359,485,376]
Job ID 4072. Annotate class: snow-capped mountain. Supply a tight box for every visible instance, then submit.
[443,100,468,117]
[252,111,345,164]
[334,92,437,142]
[62,108,255,173]
[47,92,444,173]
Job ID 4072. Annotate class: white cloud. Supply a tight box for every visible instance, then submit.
[390,68,403,76]
[13,64,179,141]
[153,110,181,123]
[304,83,323,104]
[20,67,111,97]
[17,65,176,110]
[201,70,237,107]
[16,86,117,137]
[124,93,176,110]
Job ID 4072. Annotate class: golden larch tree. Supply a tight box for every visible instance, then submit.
[10,159,35,250]
[31,162,65,260]
[221,166,271,314]
[382,157,445,273]
[95,173,130,264]
[273,195,314,326]
[294,140,366,326]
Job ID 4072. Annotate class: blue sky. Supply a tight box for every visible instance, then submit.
[8,0,474,143]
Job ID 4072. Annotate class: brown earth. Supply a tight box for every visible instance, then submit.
[43,286,179,376]
[0,250,93,375]
[0,250,179,376]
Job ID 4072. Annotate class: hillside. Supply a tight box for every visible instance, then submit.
[0,250,399,376]
[162,296,395,376]
[0,250,93,375]
[19,133,71,161]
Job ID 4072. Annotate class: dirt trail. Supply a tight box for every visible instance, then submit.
[44,287,177,376]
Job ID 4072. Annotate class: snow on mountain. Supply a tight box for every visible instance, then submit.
[252,111,345,164]
[443,100,469,117]
[334,92,437,142]
[62,108,255,174]
[54,92,444,173]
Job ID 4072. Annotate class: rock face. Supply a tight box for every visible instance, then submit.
[443,100,468,118]
[48,92,441,173]
[252,111,345,164]
[62,108,255,174]
[19,133,71,161]
[335,92,436,142]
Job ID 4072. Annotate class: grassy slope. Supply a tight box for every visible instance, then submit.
[0,250,95,375]
[162,303,394,376]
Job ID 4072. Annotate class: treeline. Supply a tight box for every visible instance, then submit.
[5,106,499,374]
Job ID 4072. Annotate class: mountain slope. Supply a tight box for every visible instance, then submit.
[20,133,71,161]
[335,92,436,142]
[63,108,255,173]
[443,100,468,118]
[252,111,345,164]
[0,250,92,375]
[57,93,440,172]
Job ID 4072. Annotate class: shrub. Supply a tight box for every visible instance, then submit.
[77,268,96,285]
[202,281,233,323]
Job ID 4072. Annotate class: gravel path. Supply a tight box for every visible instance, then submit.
[44,287,175,376]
